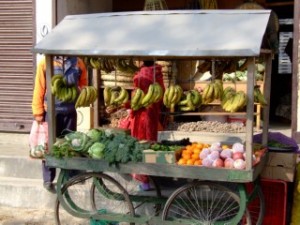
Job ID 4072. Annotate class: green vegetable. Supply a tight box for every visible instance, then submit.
[65,131,90,152]
[88,142,105,159]
[86,128,103,142]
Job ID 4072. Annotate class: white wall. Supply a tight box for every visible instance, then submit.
[35,0,53,61]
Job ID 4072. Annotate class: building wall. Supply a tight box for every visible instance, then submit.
[56,0,112,23]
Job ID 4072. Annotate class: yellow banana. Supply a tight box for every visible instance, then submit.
[103,87,112,106]
[90,86,98,103]
[152,83,163,103]
[141,84,155,107]
[167,84,175,105]
[113,87,128,105]
[131,88,144,110]
[84,87,91,106]
[163,87,171,108]
[75,88,87,108]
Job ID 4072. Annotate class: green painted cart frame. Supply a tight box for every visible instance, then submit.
[46,153,267,225]
[33,9,273,225]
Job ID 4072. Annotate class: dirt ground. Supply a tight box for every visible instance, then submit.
[0,206,93,225]
[0,206,56,225]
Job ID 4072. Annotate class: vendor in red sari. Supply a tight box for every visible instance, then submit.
[130,60,165,190]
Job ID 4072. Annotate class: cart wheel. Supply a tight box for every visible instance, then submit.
[91,173,162,217]
[55,172,134,225]
[162,181,250,225]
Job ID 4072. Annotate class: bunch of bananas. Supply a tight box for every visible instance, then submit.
[89,57,116,73]
[103,86,129,107]
[51,75,78,103]
[178,89,202,111]
[130,88,145,111]
[254,86,267,105]
[75,86,98,108]
[222,89,247,112]
[202,79,223,104]
[131,83,164,111]
[163,84,183,109]
[116,58,139,74]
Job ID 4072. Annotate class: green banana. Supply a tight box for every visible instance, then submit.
[191,89,202,107]
[152,83,163,103]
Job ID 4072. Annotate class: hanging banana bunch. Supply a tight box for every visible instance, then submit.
[163,84,183,110]
[75,86,98,108]
[202,79,223,104]
[178,89,202,112]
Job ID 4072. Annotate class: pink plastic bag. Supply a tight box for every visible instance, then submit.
[29,121,48,159]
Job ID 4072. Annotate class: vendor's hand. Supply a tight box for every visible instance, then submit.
[34,115,44,123]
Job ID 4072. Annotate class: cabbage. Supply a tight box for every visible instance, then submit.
[65,131,89,152]
[86,128,103,142]
[88,142,105,159]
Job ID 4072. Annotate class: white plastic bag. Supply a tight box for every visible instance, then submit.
[28,121,48,159]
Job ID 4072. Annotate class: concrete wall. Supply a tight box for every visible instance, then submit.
[57,0,112,23]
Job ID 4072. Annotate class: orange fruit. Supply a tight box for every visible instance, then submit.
[191,153,200,160]
[178,158,187,165]
[182,153,191,160]
[186,159,196,166]
[194,159,202,166]
[196,143,204,149]
[193,148,201,155]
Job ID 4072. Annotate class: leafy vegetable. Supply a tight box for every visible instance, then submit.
[65,131,90,152]
[86,128,103,142]
[88,142,105,159]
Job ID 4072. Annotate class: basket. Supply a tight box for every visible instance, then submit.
[247,178,287,225]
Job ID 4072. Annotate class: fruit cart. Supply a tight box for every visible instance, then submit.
[33,10,273,225]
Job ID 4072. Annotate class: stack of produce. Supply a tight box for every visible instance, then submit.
[50,128,151,166]
[166,121,246,133]
[103,86,129,113]
[131,82,163,111]
[163,84,183,109]
[177,89,202,111]
[221,87,247,112]
[254,85,267,105]
[202,79,223,104]
[177,141,265,169]
[51,74,98,108]
[75,86,98,108]
[51,74,78,103]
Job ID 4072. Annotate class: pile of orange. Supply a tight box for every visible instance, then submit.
[177,142,210,166]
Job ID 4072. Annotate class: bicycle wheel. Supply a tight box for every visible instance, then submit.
[91,173,162,217]
[55,172,134,225]
[245,182,265,225]
[162,181,250,225]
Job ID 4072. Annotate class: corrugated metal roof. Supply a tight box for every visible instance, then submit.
[33,10,271,57]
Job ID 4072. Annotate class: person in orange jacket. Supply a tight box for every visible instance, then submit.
[32,56,88,193]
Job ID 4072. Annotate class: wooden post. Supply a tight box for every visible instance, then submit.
[45,55,56,152]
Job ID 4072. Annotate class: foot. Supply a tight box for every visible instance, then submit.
[43,182,56,194]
